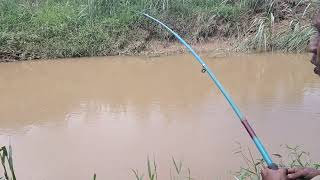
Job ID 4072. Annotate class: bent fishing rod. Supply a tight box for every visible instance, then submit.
[143,13,278,170]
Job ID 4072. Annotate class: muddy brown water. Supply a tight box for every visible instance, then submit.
[0,54,319,180]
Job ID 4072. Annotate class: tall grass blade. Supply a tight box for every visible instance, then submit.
[171,157,182,175]
[147,157,155,180]
[131,169,144,180]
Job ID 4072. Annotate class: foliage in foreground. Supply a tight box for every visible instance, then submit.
[235,145,320,180]
[0,0,319,60]
[131,157,193,180]
[0,146,16,180]
[0,145,319,180]
[130,145,320,180]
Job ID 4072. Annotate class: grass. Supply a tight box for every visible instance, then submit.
[0,145,319,180]
[238,0,318,53]
[0,146,16,180]
[234,145,320,180]
[129,145,320,180]
[131,157,193,180]
[0,0,318,61]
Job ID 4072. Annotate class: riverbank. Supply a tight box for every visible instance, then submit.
[139,37,233,56]
[0,0,318,61]
[0,37,234,62]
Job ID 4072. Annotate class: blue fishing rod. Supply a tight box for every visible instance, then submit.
[143,13,278,170]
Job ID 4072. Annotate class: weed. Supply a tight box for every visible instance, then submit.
[234,144,320,180]
[0,146,16,180]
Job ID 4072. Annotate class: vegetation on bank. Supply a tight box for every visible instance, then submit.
[0,0,319,61]
[235,145,320,180]
[129,145,320,180]
[1,145,319,180]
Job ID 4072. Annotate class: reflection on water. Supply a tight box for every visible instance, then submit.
[0,54,319,179]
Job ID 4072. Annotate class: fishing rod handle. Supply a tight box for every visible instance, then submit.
[241,119,277,169]
[268,163,279,170]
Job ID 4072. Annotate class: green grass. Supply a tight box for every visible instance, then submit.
[1,145,319,180]
[129,145,320,180]
[0,0,318,60]
[234,145,320,180]
[131,156,193,180]
[237,0,318,52]
[0,146,16,180]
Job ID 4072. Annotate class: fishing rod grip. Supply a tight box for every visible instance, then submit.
[268,163,279,170]
[241,119,278,169]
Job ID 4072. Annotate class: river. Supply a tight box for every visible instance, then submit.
[0,53,319,179]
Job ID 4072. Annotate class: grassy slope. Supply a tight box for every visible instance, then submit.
[0,0,318,60]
